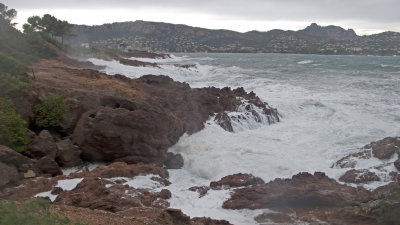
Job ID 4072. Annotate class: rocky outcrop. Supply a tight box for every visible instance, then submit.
[113,56,159,67]
[223,172,361,210]
[164,152,184,169]
[70,75,278,165]
[368,137,400,159]
[210,173,264,190]
[299,23,358,40]
[339,169,380,184]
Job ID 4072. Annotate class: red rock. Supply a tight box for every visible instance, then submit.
[210,173,265,190]
[223,172,360,210]
[55,177,170,212]
[368,137,399,159]
[70,162,169,179]
[189,186,210,198]
[214,112,233,132]
[339,169,380,184]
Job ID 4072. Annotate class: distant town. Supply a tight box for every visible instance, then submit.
[70,21,400,56]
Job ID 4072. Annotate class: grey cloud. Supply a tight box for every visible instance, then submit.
[3,0,400,23]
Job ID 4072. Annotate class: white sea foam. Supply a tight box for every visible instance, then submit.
[297,60,314,64]
[35,191,58,202]
[56,178,84,191]
[106,175,164,190]
[89,53,400,225]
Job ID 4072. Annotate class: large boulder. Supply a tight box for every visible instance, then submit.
[72,104,184,165]
[210,173,265,190]
[0,162,19,188]
[35,156,62,177]
[223,172,361,210]
[26,130,58,159]
[56,138,83,167]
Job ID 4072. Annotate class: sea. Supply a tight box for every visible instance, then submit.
[88,53,400,224]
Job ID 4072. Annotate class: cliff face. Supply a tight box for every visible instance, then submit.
[299,23,358,40]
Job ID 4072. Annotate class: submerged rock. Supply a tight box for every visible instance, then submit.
[164,152,184,169]
[188,186,210,198]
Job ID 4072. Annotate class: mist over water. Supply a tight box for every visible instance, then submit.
[89,53,400,224]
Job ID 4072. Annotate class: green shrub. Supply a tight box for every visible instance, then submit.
[34,95,66,128]
[0,198,86,225]
[0,52,28,75]
[0,73,29,97]
[0,98,29,152]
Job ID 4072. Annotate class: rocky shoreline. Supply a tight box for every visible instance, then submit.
[1,51,399,225]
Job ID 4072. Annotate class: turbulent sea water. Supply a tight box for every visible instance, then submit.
[89,53,400,224]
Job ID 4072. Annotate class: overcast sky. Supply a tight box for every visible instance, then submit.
[3,0,400,35]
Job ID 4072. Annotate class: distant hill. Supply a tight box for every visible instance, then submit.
[68,21,400,56]
[299,23,358,40]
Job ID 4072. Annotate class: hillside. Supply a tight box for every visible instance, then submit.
[68,21,400,55]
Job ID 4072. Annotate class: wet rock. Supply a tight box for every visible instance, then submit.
[159,189,172,199]
[191,217,233,225]
[223,172,360,210]
[56,138,83,167]
[0,162,19,188]
[55,177,170,212]
[334,149,371,168]
[151,176,171,186]
[395,159,400,171]
[114,56,159,67]
[368,137,400,159]
[210,173,265,190]
[163,208,191,224]
[35,156,62,177]
[214,112,233,132]
[189,186,210,198]
[254,212,294,224]
[26,130,57,159]
[164,152,184,169]
[339,169,380,184]
[68,162,168,179]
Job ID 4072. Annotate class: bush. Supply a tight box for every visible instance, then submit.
[0,98,29,152]
[0,198,86,225]
[34,95,66,128]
